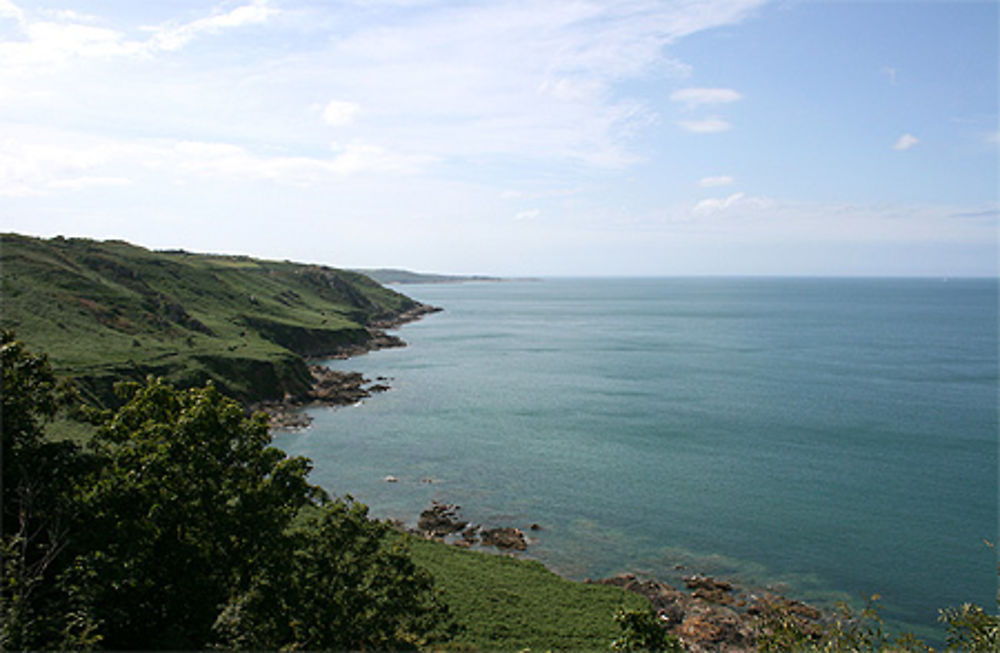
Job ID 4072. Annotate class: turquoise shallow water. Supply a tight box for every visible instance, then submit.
[276,278,998,639]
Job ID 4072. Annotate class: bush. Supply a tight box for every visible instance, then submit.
[1,331,450,650]
[611,607,683,652]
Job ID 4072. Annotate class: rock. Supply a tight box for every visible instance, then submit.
[684,575,733,593]
[593,574,755,652]
[461,525,480,542]
[529,523,542,531]
[480,527,527,551]
[417,502,467,537]
[684,575,735,605]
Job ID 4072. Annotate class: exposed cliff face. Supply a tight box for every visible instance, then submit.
[0,233,438,408]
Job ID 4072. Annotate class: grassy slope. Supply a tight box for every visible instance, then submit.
[403,536,648,651]
[1,233,417,404]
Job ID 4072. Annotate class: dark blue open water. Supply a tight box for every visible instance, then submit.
[276,278,998,640]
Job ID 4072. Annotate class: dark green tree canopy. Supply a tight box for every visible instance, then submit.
[1,333,450,650]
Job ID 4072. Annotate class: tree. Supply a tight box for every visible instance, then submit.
[71,379,321,648]
[213,499,455,650]
[3,333,451,650]
[1,330,99,649]
[69,377,451,649]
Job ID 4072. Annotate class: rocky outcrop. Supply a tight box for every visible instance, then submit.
[479,527,528,551]
[417,502,468,538]
[370,303,443,329]
[252,365,390,430]
[589,573,823,653]
[684,574,736,605]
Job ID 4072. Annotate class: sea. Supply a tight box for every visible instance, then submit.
[275,277,998,641]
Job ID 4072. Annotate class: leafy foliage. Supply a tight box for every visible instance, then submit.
[214,501,454,650]
[753,594,933,652]
[1,333,449,650]
[939,602,1000,651]
[939,541,1000,652]
[1,330,101,649]
[610,606,683,652]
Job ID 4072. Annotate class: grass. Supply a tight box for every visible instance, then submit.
[402,535,649,651]
[1,233,419,405]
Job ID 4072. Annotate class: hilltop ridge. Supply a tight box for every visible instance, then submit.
[0,233,438,407]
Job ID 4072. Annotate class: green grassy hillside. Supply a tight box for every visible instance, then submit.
[1,233,421,405]
[402,535,648,651]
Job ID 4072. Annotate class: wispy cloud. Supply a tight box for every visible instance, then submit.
[322,100,361,127]
[0,0,767,176]
[693,192,747,214]
[0,129,437,197]
[893,133,919,150]
[514,208,541,221]
[678,118,732,133]
[880,65,898,86]
[0,0,276,72]
[670,87,743,109]
[145,0,276,52]
[699,175,734,187]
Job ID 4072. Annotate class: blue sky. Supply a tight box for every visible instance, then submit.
[1,0,996,276]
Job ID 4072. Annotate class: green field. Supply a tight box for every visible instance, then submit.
[1,233,418,405]
[402,535,649,651]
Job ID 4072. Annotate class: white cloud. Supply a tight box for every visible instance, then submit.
[514,208,541,221]
[0,0,767,174]
[893,133,919,150]
[0,0,276,74]
[47,176,132,190]
[173,140,435,179]
[692,192,774,215]
[328,142,437,175]
[323,100,361,126]
[0,128,437,197]
[146,1,276,52]
[0,0,24,23]
[693,192,745,214]
[881,66,897,85]
[678,117,732,133]
[699,175,734,187]
[670,87,743,109]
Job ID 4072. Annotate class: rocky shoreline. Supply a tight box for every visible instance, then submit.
[251,302,441,430]
[400,501,827,652]
[590,573,825,652]
[405,501,532,552]
[257,301,831,651]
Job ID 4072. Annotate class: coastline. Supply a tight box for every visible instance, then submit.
[265,292,945,649]
[252,302,442,430]
[398,500,829,652]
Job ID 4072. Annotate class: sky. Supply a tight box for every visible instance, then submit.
[1,0,997,276]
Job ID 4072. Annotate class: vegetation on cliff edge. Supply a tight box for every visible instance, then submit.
[0,233,420,406]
